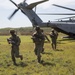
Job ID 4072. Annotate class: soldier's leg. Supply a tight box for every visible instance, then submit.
[11,49,16,65]
[53,40,57,50]
[34,44,37,55]
[55,41,57,50]
[37,56,41,63]
[42,48,44,53]
[15,46,23,60]
[37,45,42,63]
[51,42,54,50]
[41,42,44,53]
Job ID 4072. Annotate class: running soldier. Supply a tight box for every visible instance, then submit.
[31,26,45,63]
[41,29,50,53]
[49,29,58,50]
[7,30,23,65]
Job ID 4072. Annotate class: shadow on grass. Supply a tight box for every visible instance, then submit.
[41,61,56,66]
[55,49,64,51]
[57,41,66,44]
[58,38,75,42]
[15,62,28,67]
[42,52,53,55]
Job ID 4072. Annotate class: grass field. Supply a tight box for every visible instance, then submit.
[0,35,75,75]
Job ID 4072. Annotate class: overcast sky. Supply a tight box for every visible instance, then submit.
[0,0,75,28]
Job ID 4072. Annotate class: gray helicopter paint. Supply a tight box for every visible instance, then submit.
[18,1,43,26]
[51,22,75,34]
[9,0,75,36]
[19,1,75,34]
[37,21,75,34]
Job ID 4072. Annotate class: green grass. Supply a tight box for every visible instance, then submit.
[0,35,75,75]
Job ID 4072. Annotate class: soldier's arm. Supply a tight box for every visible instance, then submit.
[7,37,12,44]
[17,36,21,46]
[31,34,37,43]
[49,33,53,38]
[45,35,50,42]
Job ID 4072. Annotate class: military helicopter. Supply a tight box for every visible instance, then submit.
[8,0,75,38]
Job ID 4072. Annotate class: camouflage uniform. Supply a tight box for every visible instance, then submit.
[7,30,23,65]
[49,29,58,50]
[41,29,50,53]
[31,26,45,63]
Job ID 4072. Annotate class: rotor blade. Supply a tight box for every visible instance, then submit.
[37,13,75,15]
[55,16,75,20]
[53,4,75,12]
[10,0,18,8]
[8,9,19,20]
[26,0,48,9]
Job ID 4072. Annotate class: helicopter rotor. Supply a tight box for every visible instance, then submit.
[8,0,20,20]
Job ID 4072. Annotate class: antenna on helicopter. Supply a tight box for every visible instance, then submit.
[35,6,37,13]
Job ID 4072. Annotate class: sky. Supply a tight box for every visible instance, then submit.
[0,0,75,28]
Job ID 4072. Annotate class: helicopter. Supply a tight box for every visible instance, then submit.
[8,0,75,38]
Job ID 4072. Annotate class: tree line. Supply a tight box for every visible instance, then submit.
[0,27,52,35]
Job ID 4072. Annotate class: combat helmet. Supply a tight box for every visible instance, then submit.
[51,29,54,32]
[10,29,15,34]
[35,26,40,31]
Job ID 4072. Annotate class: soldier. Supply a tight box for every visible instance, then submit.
[7,29,23,65]
[31,26,45,63]
[49,29,58,50]
[41,29,50,53]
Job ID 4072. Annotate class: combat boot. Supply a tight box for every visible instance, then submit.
[13,61,18,66]
[20,55,23,60]
[37,56,41,63]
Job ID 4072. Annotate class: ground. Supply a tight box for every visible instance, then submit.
[0,35,75,75]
